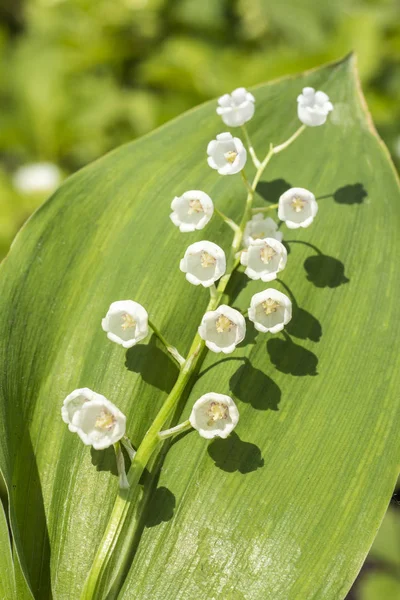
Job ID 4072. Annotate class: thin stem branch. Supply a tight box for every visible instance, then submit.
[273,124,306,155]
[158,419,192,440]
[251,203,279,214]
[240,170,253,194]
[214,207,240,233]
[114,443,129,490]
[148,319,185,367]
[209,283,218,301]
[121,437,136,461]
[241,124,260,168]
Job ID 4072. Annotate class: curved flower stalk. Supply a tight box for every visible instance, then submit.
[77,83,334,599]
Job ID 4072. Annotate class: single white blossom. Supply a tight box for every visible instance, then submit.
[198,304,246,354]
[207,132,247,175]
[13,162,62,195]
[297,87,333,127]
[170,190,214,232]
[243,214,283,247]
[241,237,287,282]
[216,87,255,127]
[62,388,126,450]
[189,393,239,439]
[248,288,292,334]
[180,241,226,287]
[102,300,148,349]
[278,187,318,229]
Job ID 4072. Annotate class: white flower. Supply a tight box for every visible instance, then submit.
[240,237,287,282]
[62,388,126,450]
[170,190,214,232]
[216,87,255,127]
[198,305,246,354]
[180,241,226,287]
[13,162,62,195]
[243,214,283,247]
[248,288,292,334]
[207,132,247,175]
[297,87,333,127]
[102,300,148,349]
[189,393,239,439]
[278,187,318,229]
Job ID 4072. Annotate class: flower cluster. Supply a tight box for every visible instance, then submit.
[62,82,333,487]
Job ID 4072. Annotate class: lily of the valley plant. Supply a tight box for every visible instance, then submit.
[62,86,334,597]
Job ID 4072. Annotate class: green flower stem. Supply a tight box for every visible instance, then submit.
[121,437,136,461]
[114,443,129,490]
[148,318,185,367]
[158,419,192,440]
[241,124,261,168]
[214,206,240,232]
[251,203,279,214]
[81,123,307,600]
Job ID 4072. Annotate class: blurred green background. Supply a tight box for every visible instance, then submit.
[0,0,399,598]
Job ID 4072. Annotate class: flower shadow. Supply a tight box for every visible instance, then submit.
[333,183,367,205]
[144,486,176,528]
[267,332,318,377]
[90,446,118,477]
[304,255,349,288]
[230,362,281,411]
[256,178,292,204]
[277,280,322,343]
[125,335,179,393]
[208,432,264,474]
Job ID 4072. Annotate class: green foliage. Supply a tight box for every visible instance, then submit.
[0,0,399,261]
[1,56,400,599]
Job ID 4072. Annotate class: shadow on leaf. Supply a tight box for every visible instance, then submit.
[333,183,367,205]
[230,362,281,410]
[286,306,322,342]
[256,178,292,204]
[267,335,318,376]
[144,486,176,528]
[91,446,118,477]
[304,255,349,288]
[125,335,179,393]
[208,432,264,474]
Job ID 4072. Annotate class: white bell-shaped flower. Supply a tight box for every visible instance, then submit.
[297,87,333,127]
[240,237,287,282]
[62,389,126,450]
[216,87,255,127]
[189,393,239,439]
[170,190,214,232]
[278,187,318,229]
[207,132,247,175]
[248,288,292,334]
[13,162,62,195]
[102,300,148,349]
[198,305,246,354]
[243,214,283,247]
[180,241,226,287]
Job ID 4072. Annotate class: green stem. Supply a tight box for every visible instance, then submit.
[148,319,185,367]
[252,202,279,214]
[241,124,260,168]
[80,122,307,600]
[158,419,192,440]
[214,207,240,233]
[114,443,129,490]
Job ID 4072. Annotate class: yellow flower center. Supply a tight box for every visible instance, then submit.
[187,199,203,215]
[207,401,229,426]
[95,409,115,430]
[291,196,306,212]
[225,150,238,164]
[200,251,216,268]
[215,315,234,333]
[260,243,276,264]
[251,231,266,240]
[121,313,136,330]
[262,298,280,315]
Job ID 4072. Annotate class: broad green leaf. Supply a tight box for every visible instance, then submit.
[1,55,400,599]
[0,499,16,599]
